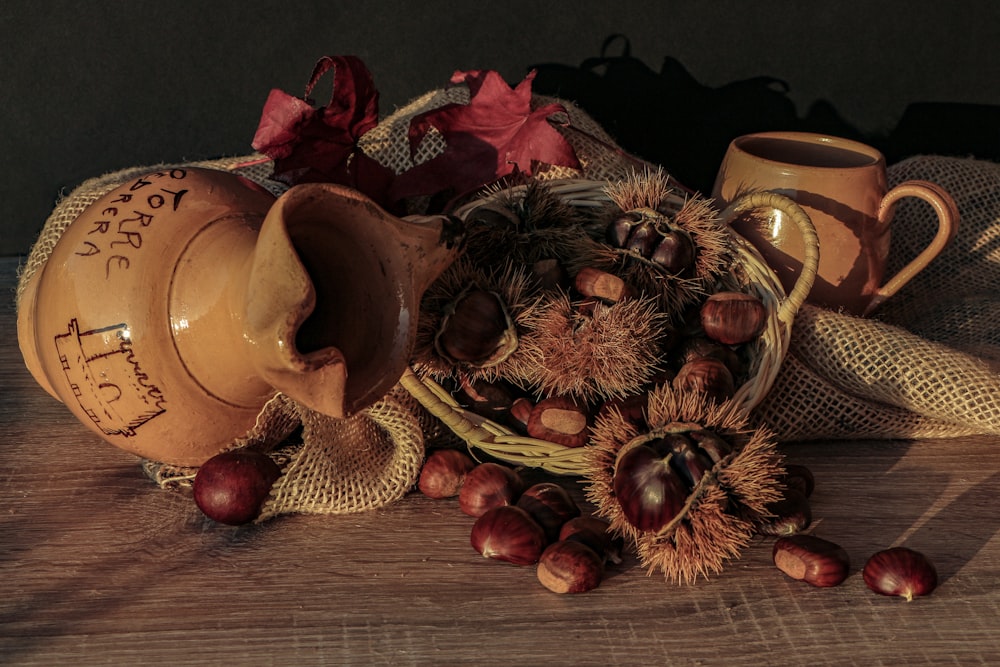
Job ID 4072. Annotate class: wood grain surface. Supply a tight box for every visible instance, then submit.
[2,256,999,666]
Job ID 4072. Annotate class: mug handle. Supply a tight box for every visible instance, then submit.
[865,180,960,316]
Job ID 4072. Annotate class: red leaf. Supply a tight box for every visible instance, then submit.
[391,69,581,201]
[250,55,393,201]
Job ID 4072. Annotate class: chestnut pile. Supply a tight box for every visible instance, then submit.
[763,462,939,601]
[417,448,622,594]
[411,170,771,454]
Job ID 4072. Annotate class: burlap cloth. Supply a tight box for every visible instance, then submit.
[16,83,1000,519]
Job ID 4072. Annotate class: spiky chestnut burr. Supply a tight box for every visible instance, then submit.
[585,169,734,317]
[517,292,671,403]
[411,258,543,387]
[584,386,785,584]
[460,179,605,272]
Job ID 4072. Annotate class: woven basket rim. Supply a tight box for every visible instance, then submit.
[401,179,819,475]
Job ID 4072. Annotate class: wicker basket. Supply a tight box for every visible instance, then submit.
[400,183,819,475]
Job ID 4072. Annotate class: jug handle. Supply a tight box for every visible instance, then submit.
[865,180,959,316]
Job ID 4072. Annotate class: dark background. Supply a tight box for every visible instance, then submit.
[2,0,998,256]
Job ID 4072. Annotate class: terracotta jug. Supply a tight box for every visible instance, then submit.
[17,167,463,466]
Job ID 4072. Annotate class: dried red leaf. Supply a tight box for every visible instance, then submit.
[251,55,394,204]
[390,69,581,201]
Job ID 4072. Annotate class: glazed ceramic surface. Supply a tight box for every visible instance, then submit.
[713,131,958,315]
[17,167,461,465]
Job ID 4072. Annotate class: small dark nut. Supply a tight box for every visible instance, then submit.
[193,449,282,526]
[613,443,688,533]
[863,547,938,601]
[757,490,812,536]
[700,291,767,345]
[649,228,696,276]
[673,357,736,402]
[458,462,523,517]
[417,449,477,499]
[471,505,547,566]
[516,482,581,543]
[537,539,605,594]
[625,220,659,258]
[773,534,850,588]
[782,463,816,498]
[559,515,623,565]
[526,396,591,448]
[435,287,516,366]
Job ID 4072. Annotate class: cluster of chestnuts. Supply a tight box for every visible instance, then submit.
[764,462,938,601]
[417,447,622,594]
[413,170,770,455]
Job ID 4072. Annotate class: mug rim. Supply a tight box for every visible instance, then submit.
[730,131,884,169]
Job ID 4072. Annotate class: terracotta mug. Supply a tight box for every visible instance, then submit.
[712,131,959,316]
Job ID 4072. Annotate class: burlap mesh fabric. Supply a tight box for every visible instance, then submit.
[19,81,1000,519]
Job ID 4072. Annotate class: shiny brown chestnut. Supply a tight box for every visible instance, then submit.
[417,448,477,499]
[862,547,938,601]
[612,443,688,533]
[193,449,281,525]
[673,357,736,402]
[757,490,813,536]
[471,505,547,566]
[559,515,623,565]
[536,539,606,594]
[516,482,581,542]
[773,534,850,588]
[526,396,591,448]
[458,462,523,517]
[700,291,767,345]
[435,287,516,366]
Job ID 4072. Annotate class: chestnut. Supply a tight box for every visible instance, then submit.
[516,481,581,542]
[574,266,632,304]
[526,396,591,448]
[649,227,696,276]
[612,443,688,533]
[686,428,732,464]
[863,547,938,601]
[471,505,547,566]
[772,534,850,588]
[417,448,476,499]
[673,357,736,402]
[193,449,281,525]
[757,490,812,536]
[699,291,767,346]
[559,515,622,565]
[434,287,516,366]
[782,463,816,498]
[536,539,605,594]
[458,462,523,517]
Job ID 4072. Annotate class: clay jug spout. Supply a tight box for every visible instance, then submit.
[245,182,463,418]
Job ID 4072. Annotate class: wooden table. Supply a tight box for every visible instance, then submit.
[2,254,999,666]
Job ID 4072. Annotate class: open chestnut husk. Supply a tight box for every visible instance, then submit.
[863,547,938,601]
[585,386,784,583]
